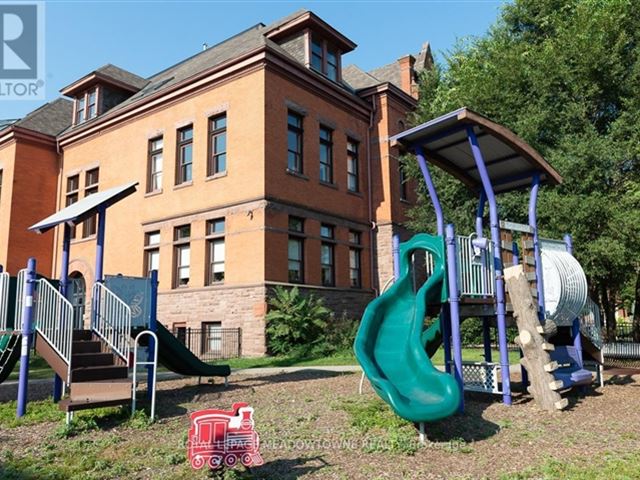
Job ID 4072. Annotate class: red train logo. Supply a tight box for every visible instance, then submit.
[188,402,264,469]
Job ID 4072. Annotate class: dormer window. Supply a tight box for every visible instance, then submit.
[74,87,98,125]
[75,96,85,124]
[310,35,340,82]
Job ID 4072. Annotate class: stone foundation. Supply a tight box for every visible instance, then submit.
[375,222,414,290]
[157,285,268,357]
[156,282,374,357]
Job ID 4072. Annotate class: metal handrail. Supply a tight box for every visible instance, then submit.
[14,269,26,331]
[34,279,74,383]
[132,330,158,421]
[92,283,132,366]
[456,234,494,297]
[0,272,9,331]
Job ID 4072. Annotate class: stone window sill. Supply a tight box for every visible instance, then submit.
[145,189,163,198]
[286,169,309,181]
[173,181,193,191]
[319,181,338,190]
[206,172,228,182]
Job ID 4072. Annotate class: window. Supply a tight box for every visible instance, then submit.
[349,230,362,288]
[206,218,225,284]
[176,126,193,184]
[310,36,340,82]
[75,97,86,124]
[174,225,191,287]
[208,114,227,176]
[65,175,80,239]
[287,111,303,173]
[326,47,338,81]
[399,162,408,201]
[82,168,99,238]
[87,89,97,119]
[288,216,304,283]
[147,137,163,193]
[74,88,98,124]
[173,322,187,344]
[144,231,160,278]
[202,321,222,355]
[347,139,359,192]
[311,37,323,72]
[320,224,335,287]
[319,126,333,184]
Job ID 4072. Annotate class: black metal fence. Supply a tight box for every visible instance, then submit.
[605,321,640,343]
[170,327,242,361]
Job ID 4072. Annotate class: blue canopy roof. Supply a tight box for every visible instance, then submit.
[29,182,138,234]
[391,108,562,193]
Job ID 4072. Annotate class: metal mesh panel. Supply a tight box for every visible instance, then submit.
[453,361,502,394]
[456,235,495,297]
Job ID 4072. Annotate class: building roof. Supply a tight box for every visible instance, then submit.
[29,182,138,234]
[51,10,394,138]
[264,9,357,53]
[0,119,18,129]
[343,42,432,92]
[1,98,72,137]
[391,107,562,193]
[94,64,148,90]
[60,22,301,135]
[61,64,148,96]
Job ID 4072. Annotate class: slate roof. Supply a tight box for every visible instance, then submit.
[0,119,18,129]
[2,98,72,137]
[343,42,432,92]
[95,64,148,90]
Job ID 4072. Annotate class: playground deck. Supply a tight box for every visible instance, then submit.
[1,370,639,479]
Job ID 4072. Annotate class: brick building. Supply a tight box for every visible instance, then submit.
[0,10,430,355]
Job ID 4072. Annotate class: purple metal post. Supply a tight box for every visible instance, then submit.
[95,207,107,282]
[16,258,36,418]
[478,193,493,362]
[414,145,451,369]
[466,127,511,405]
[415,146,444,236]
[476,191,486,238]
[95,206,106,283]
[564,234,584,367]
[53,224,72,403]
[392,234,400,281]
[482,318,492,362]
[445,224,464,411]
[528,174,546,320]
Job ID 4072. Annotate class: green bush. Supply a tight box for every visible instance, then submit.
[265,286,331,356]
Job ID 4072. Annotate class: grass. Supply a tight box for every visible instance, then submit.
[3,348,522,384]
[212,348,522,370]
[503,451,640,479]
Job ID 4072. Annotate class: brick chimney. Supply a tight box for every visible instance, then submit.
[397,54,417,99]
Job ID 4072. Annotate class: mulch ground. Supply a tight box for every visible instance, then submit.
[1,368,640,479]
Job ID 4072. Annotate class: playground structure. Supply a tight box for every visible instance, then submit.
[0,182,230,423]
[355,108,603,424]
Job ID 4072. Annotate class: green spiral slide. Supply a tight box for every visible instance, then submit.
[354,234,460,423]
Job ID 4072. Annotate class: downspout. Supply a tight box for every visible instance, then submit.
[367,96,378,295]
[52,137,64,280]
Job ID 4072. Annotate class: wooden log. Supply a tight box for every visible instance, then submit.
[504,265,567,412]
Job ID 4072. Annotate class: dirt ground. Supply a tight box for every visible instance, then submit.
[1,369,639,479]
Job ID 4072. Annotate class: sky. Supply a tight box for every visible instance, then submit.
[1,0,507,119]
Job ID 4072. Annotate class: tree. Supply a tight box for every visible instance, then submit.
[405,0,640,330]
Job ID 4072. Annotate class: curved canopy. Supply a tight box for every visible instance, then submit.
[391,107,562,193]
